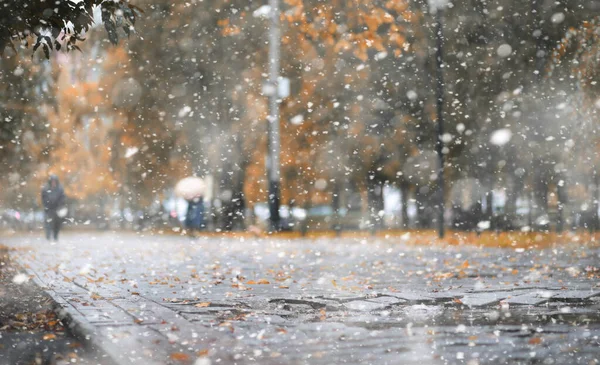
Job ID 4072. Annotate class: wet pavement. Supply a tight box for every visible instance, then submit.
[2,232,600,365]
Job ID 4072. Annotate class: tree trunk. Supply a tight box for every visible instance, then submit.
[485,189,493,230]
[593,172,599,232]
[331,179,342,236]
[367,173,385,234]
[556,179,567,233]
[400,182,409,229]
[301,194,312,237]
[533,170,549,231]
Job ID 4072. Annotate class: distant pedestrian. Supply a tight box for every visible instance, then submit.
[185,197,205,233]
[41,174,66,241]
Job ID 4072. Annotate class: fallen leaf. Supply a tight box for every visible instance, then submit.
[169,352,190,362]
[42,333,56,341]
[194,302,211,308]
[196,349,209,357]
[247,279,270,285]
[528,337,543,345]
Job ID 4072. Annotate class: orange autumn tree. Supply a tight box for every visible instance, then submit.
[38,36,189,215]
[30,47,124,218]
[218,0,421,227]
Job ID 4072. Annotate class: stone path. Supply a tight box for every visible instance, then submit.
[3,232,600,365]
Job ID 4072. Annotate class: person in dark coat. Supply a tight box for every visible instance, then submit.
[41,175,66,241]
[185,196,205,232]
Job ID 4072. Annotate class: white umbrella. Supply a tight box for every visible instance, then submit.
[175,177,206,200]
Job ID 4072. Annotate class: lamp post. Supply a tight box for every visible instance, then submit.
[255,0,282,232]
[429,0,447,238]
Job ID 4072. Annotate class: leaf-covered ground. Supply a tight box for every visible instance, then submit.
[2,232,600,364]
[0,245,111,365]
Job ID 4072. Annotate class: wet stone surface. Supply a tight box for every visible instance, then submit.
[3,232,600,365]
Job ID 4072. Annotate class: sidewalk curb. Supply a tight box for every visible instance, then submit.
[23,267,144,365]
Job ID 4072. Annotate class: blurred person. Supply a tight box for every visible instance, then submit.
[185,196,205,233]
[41,174,66,241]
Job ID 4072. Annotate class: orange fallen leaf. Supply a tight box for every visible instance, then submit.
[528,337,543,345]
[194,302,211,308]
[170,352,190,362]
[196,349,209,357]
[247,279,270,285]
[42,333,56,341]
[461,260,469,269]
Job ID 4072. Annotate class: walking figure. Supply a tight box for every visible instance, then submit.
[185,197,205,233]
[41,175,66,241]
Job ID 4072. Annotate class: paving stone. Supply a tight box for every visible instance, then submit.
[343,300,390,311]
[459,292,510,307]
[551,290,600,302]
[503,290,555,305]
[388,291,436,303]
[76,307,135,326]
[366,296,406,305]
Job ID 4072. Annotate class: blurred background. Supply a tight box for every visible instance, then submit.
[2,0,600,236]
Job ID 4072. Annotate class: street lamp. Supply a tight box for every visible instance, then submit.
[254,0,282,232]
[428,0,447,238]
